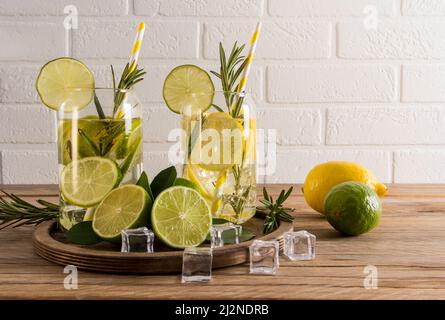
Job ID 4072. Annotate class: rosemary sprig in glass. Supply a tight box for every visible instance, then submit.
[210,42,247,117]
[0,191,59,230]
[257,187,295,234]
[112,62,146,117]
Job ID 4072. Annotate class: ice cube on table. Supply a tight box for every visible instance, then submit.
[182,247,213,283]
[249,240,279,275]
[121,227,154,253]
[284,230,316,261]
[210,222,242,248]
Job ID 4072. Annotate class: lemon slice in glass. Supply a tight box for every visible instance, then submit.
[151,186,211,248]
[162,64,214,115]
[61,157,120,207]
[197,112,244,172]
[36,57,95,112]
[93,185,151,242]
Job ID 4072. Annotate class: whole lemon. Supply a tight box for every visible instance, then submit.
[303,161,387,214]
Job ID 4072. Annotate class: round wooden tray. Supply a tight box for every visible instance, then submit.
[33,217,293,274]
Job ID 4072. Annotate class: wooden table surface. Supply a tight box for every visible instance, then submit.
[1,184,444,300]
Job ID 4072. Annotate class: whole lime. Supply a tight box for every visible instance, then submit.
[324,181,382,236]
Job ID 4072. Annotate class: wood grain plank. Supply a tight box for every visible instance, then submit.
[0,184,444,299]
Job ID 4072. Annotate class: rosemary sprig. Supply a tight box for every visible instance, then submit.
[210,42,247,116]
[258,187,295,234]
[113,62,146,116]
[93,93,106,119]
[0,191,59,230]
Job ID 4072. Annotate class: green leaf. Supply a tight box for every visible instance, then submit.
[212,218,231,225]
[137,171,154,202]
[205,227,255,244]
[66,221,102,245]
[150,166,177,198]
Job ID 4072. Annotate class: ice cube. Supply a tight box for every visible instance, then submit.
[249,240,279,275]
[284,230,316,261]
[210,222,242,248]
[121,227,154,253]
[182,247,213,283]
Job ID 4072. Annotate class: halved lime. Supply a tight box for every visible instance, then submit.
[151,186,211,248]
[36,57,94,112]
[92,185,151,242]
[173,177,200,192]
[162,64,214,115]
[61,157,120,207]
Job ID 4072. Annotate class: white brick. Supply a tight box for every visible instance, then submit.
[0,22,64,61]
[265,149,391,183]
[142,107,180,142]
[269,0,396,17]
[0,105,54,143]
[327,106,445,145]
[0,66,40,103]
[267,65,396,103]
[402,65,445,102]
[2,150,57,184]
[73,21,198,59]
[143,150,171,178]
[134,64,263,103]
[403,0,445,16]
[0,0,128,16]
[394,150,445,183]
[204,21,331,59]
[257,108,322,145]
[338,20,445,59]
[135,0,263,17]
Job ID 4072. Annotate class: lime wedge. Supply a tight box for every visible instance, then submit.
[92,185,151,242]
[163,64,214,115]
[36,57,94,112]
[151,186,211,248]
[61,157,120,207]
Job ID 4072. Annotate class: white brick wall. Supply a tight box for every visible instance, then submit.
[1,0,445,184]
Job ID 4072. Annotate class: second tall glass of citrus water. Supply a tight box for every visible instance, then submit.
[57,88,143,230]
[181,91,256,224]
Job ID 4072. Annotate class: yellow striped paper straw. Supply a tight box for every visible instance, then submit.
[129,22,146,68]
[237,22,262,93]
[115,22,146,119]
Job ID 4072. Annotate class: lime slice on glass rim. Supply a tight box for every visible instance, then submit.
[60,157,120,207]
[151,186,211,248]
[162,64,214,115]
[36,57,94,112]
[93,185,151,242]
